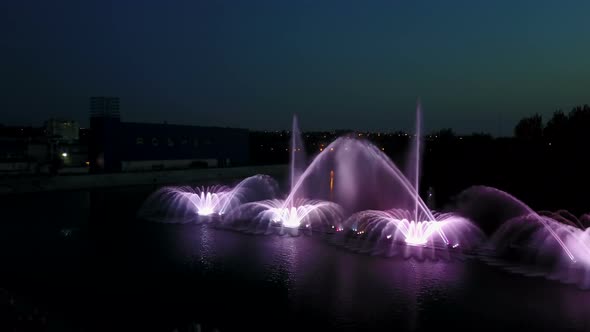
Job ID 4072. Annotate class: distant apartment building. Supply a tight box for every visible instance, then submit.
[90,96,120,118]
[0,126,47,173]
[88,97,249,173]
[45,118,79,143]
[0,119,89,174]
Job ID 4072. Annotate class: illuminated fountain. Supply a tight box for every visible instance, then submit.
[193,187,227,216]
[138,185,230,223]
[223,198,344,235]
[222,115,345,235]
[270,102,485,257]
[138,175,279,223]
[455,186,590,289]
[340,209,484,260]
[228,102,484,252]
[328,130,487,258]
[136,104,589,287]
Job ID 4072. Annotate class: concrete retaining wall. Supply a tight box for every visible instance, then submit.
[0,164,287,195]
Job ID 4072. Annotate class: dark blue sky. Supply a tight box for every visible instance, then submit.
[2,0,589,135]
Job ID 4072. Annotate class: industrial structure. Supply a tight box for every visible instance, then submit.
[88,97,249,173]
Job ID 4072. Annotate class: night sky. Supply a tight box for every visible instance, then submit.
[2,0,590,135]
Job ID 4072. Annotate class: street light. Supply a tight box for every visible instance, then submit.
[61,152,68,158]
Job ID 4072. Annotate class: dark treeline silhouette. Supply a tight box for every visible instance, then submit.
[250,105,590,215]
[429,105,590,215]
[515,104,590,144]
[499,104,590,215]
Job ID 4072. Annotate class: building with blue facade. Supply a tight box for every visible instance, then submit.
[88,97,249,173]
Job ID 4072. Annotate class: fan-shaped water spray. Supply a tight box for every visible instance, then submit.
[193,190,227,216]
[485,213,590,289]
[455,186,590,288]
[221,115,344,235]
[335,208,485,260]
[138,175,279,223]
[221,198,344,235]
[138,185,231,223]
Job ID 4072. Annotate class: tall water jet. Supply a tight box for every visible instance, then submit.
[289,114,307,201]
[410,100,423,224]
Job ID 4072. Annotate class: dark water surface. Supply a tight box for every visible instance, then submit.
[0,186,589,331]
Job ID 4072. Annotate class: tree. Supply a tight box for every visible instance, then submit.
[567,104,590,140]
[428,128,456,143]
[470,132,493,140]
[544,110,568,142]
[514,114,543,140]
[434,128,456,141]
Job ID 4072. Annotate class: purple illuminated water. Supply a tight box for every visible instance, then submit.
[3,188,590,331]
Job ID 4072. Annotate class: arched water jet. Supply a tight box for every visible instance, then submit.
[456,186,576,261]
[455,186,590,288]
[281,137,436,220]
[486,213,590,288]
[217,174,280,215]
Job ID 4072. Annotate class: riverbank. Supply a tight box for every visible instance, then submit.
[0,164,287,195]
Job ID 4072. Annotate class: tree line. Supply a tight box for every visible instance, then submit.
[514,104,590,142]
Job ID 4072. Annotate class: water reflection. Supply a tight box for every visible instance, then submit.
[162,225,590,331]
[168,226,477,330]
[266,236,300,291]
[1,188,590,331]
